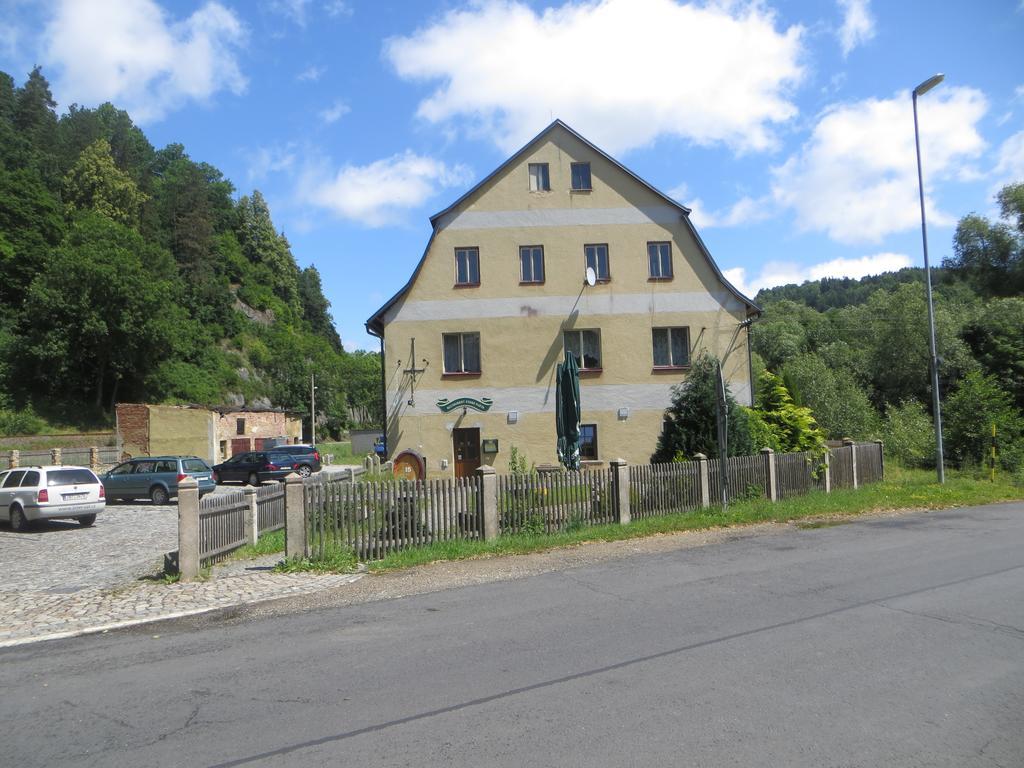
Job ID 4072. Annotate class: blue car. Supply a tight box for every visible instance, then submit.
[101,456,216,504]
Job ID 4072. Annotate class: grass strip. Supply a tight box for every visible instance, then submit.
[369,467,1023,572]
[230,528,285,559]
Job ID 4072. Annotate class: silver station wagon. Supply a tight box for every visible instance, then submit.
[0,465,106,532]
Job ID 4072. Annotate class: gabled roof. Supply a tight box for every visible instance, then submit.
[366,119,759,336]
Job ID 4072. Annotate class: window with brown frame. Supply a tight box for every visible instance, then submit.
[455,247,480,286]
[652,327,690,368]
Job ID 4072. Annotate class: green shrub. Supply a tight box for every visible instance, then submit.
[882,400,935,467]
[0,406,46,436]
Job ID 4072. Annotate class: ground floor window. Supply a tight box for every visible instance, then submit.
[580,424,598,460]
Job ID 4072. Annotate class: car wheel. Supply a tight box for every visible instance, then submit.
[78,514,96,527]
[297,464,312,478]
[150,486,170,505]
[9,506,28,532]
[247,472,260,486]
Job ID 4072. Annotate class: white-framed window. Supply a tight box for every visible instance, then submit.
[584,244,610,281]
[648,241,673,279]
[580,424,598,460]
[455,247,480,286]
[652,327,690,368]
[443,332,481,374]
[563,329,602,370]
[520,245,545,283]
[528,163,550,192]
[571,162,592,191]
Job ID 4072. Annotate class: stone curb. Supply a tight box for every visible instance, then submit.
[0,567,366,649]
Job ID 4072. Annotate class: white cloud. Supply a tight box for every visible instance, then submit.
[297,64,325,82]
[992,130,1024,191]
[1015,85,1024,100]
[299,151,474,227]
[771,87,988,244]
[324,1,353,18]
[40,0,246,123]
[319,100,350,124]
[247,144,297,181]
[270,0,313,26]
[385,0,805,155]
[836,0,874,56]
[724,252,913,297]
[669,182,771,229]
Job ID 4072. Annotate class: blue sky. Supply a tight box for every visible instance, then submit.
[2,0,1023,351]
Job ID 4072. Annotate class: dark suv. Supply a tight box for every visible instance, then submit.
[212,451,301,485]
[272,444,322,477]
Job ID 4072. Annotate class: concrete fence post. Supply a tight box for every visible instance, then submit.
[610,458,630,525]
[9,449,18,469]
[875,439,885,479]
[694,453,710,508]
[243,486,258,546]
[477,465,498,541]
[843,438,858,489]
[89,447,100,472]
[823,449,832,494]
[177,477,200,581]
[285,473,306,559]
[761,447,777,501]
[51,447,61,466]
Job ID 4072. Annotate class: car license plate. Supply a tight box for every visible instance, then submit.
[196,475,210,481]
[64,493,87,500]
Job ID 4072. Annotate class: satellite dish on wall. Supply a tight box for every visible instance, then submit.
[585,266,596,287]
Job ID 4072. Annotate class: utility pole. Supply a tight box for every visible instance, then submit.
[310,373,316,447]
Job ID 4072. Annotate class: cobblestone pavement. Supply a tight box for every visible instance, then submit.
[0,567,363,647]
[0,468,363,647]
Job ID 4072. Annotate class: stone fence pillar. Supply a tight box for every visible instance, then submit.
[243,486,258,546]
[761,447,777,501]
[90,447,100,472]
[694,453,710,508]
[843,438,859,489]
[51,447,62,466]
[9,449,19,469]
[610,458,630,524]
[476,465,498,541]
[177,477,200,581]
[285,473,306,559]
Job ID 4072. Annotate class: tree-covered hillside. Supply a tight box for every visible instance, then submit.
[0,68,380,436]
[750,180,1024,475]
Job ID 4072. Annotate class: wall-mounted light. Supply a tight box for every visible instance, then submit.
[507,411,519,424]
[617,407,629,421]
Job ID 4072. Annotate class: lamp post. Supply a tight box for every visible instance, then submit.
[310,373,317,448]
[912,73,945,484]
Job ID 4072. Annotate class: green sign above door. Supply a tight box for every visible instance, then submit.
[436,396,493,413]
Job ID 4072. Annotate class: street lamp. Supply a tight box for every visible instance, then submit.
[912,73,945,484]
[310,373,318,448]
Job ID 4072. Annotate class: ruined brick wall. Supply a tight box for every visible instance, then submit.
[215,411,295,458]
[116,404,150,458]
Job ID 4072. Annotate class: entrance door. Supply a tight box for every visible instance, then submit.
[452,428,481,478]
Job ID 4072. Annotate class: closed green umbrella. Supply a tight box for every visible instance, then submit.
[556,353,581,470]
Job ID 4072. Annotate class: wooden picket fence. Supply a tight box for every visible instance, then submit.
[304,476,482,561]
[497,468,615,534]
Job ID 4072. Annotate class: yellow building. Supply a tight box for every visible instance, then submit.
[366,121,758,479]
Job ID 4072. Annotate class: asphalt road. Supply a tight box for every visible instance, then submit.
[2,502,1022,767]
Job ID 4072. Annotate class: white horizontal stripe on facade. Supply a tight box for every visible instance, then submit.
[392,381,753,415]
[387,291,741,325]
[436,206,683,231]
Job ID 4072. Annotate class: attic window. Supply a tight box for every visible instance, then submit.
[571,162,591,191]
[528,163,550,192]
